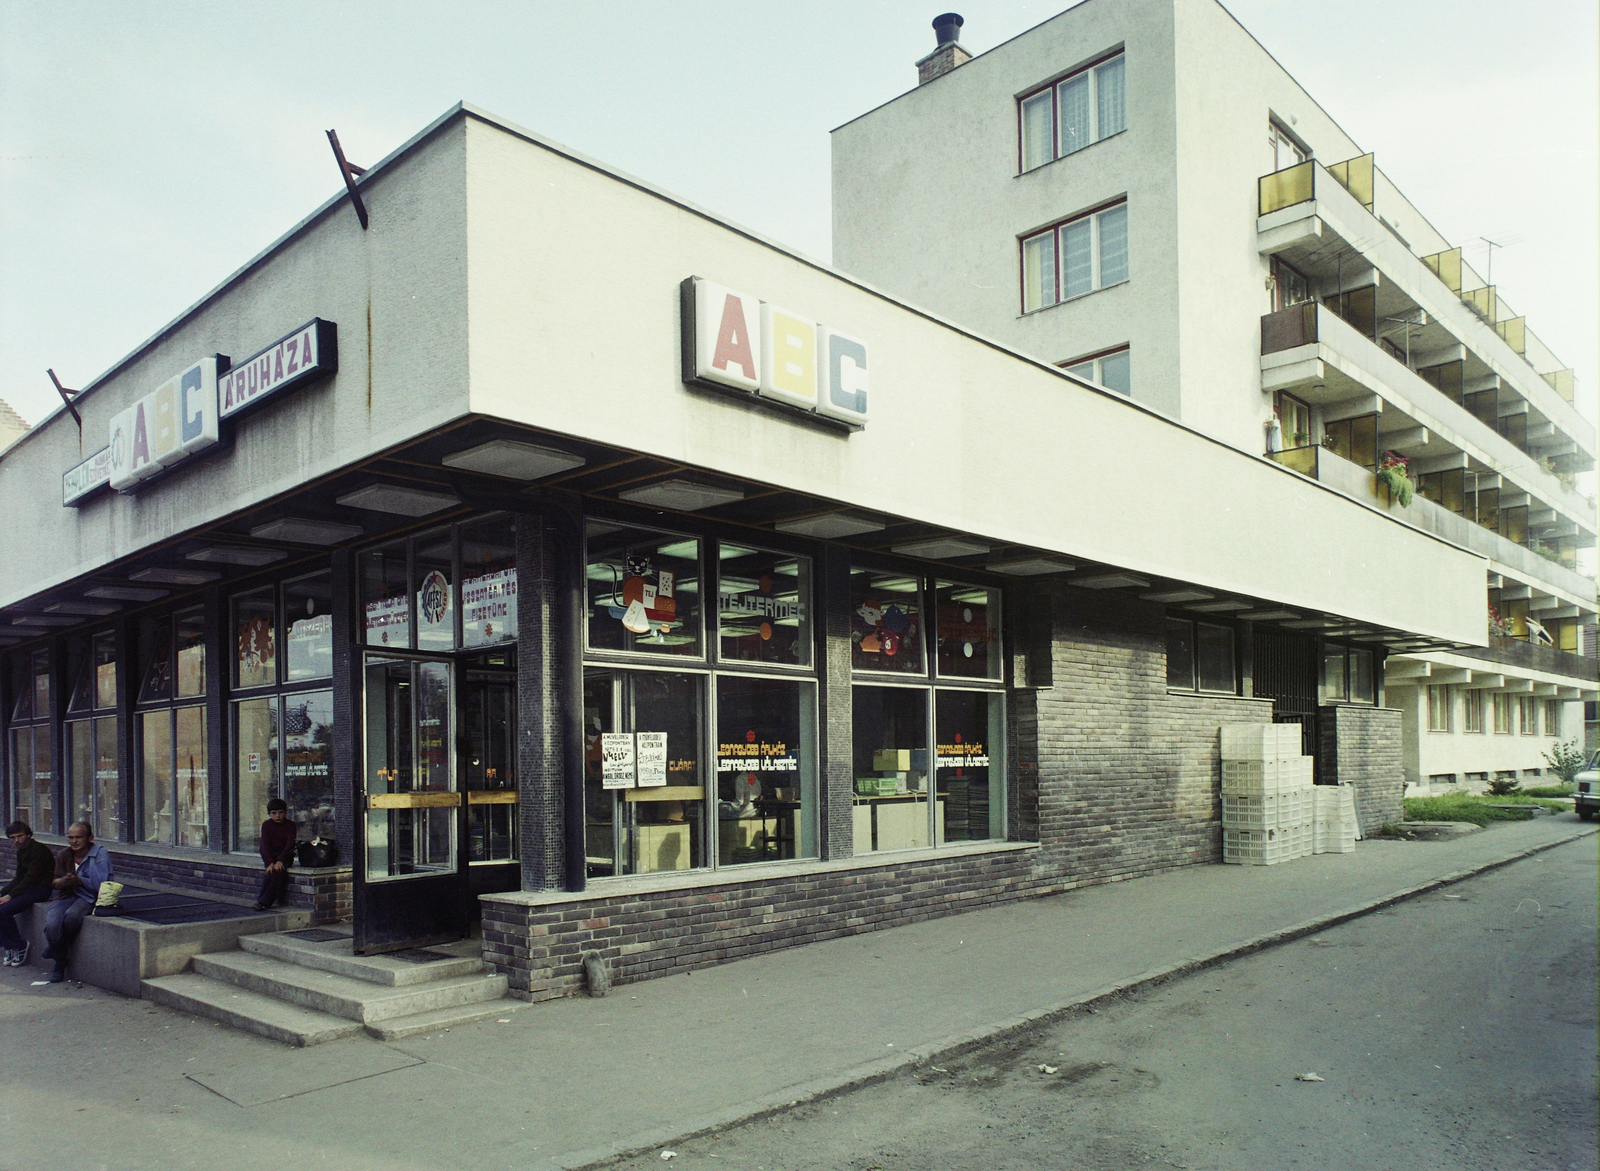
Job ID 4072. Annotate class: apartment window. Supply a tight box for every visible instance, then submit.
[1543,699,1561,737]
[1270,257,1310,312]
[1166,618,1236,693]
[1492,693,1512,734]
[1063,347,1131,395]
[1270,120,1308,172]
[1022,201,1129,312]
[1019,53,1126,172]
[1463,689,1484,734]
[1275,392,1311,450]
[1518,695,1537,736]
[1426,684,1451,733]
[1428,774,1457,786]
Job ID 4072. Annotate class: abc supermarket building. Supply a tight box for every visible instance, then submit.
[0,106,1480,996]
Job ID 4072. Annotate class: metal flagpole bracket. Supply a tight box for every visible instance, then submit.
[326,129,369,230]
[48,368,81,430]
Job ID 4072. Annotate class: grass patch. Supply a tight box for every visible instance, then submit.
[1404,793,1570,826]
[1519,783,1574,798]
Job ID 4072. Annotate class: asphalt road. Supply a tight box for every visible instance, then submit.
[604,838,1599,1171]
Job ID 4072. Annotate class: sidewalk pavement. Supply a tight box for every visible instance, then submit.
[6,815,1596,1171]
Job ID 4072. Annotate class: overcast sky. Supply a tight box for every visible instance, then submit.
[2,0,1595,432]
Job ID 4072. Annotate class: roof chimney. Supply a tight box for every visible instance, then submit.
[917,13,971,85]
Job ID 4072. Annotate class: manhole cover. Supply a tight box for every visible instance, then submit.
[286,928,347,942]
[386,948,460,964]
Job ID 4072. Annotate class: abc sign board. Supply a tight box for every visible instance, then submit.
[108,357,221,490]
[683,277,868,429]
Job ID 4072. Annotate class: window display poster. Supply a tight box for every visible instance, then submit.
[716,728,799,773]
[601,732,636,789]
[462,567,517,648]
[365,594,411,646]
[935,733,989,774]
[635,731,668,787]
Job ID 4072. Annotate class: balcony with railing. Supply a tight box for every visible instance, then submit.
[1260,300,1597,540]
[1256,155,1594,474]
[1266,440,1598,616]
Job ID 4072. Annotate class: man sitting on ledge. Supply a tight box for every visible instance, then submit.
[44,822,112,984]
[1,821,54,966]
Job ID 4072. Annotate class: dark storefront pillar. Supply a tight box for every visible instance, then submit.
[817,546,854,861]
[515,507,583,892]
[202,585,228,853]
[330,548,359,871]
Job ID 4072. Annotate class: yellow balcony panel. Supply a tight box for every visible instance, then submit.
[1325,153,1375,211]
[1259,159,1314,215]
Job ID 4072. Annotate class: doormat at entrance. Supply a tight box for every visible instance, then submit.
[385,948,462,964]
[286,928,348,942]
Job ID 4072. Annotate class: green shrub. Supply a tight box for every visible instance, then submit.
[1542,741,1588,786]
[1486,774,1521,796]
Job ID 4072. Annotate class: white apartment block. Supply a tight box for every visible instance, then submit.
[832,0,1598,792]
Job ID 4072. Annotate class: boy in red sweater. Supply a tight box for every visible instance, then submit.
[252,799,296,911]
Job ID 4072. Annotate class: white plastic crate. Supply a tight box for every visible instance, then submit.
[1285,821,1314,858]
[1311,786,1358,853]
[1221,723,1302,763]
[1221,790,1312,830]
[1222,826,1297,866]
[1222,758,1314,796]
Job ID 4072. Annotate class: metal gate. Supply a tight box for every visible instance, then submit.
[1252,628,1320,776]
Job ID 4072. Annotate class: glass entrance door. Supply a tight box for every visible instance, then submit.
[354,653,466,954]
[460,665,521,901]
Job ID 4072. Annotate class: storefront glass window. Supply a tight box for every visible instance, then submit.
[935,582,1001,680]
[583,669,705,877]
[361,540,411,648]
[935,690,1004,842]
[1195,623,1236,693]
[462,659,517,863]
[140,711,173,843]
[9,726,52,833]
[175,607,205,698]
[1350,648,1375,703]
[234,587,277,689]
[283,691,335,842]
[67,715,120,842]
[1165,618,1195,688]
[92,631,117,709]
[234,698,277,852]
[586,524,701,657]
[415,532,455,654]
[718,544,811,668]
[460,518,517,650]
[850,570,923,674]
[1320,644,1348,701]
[138,617,173,704]
[32,651,50,721]
[284,573,333,681]
[852,686,930,852]
[174,706,207,848]
[716,675,815,865]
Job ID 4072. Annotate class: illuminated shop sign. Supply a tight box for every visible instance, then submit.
[681,277,868,430]
[108,356,222,491]
[62,446,113,506]
[62,318,337,506]
[218,319,337,420]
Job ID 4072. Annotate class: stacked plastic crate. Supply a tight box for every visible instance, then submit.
[1220,724,1314,865]
[1312,785,1359,854]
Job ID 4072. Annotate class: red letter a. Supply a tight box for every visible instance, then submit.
[712,293,756,381]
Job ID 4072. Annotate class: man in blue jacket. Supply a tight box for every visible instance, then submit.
[43,822,113,984]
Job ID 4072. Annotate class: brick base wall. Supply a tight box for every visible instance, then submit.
[483,845,1052,1001]
[0,838,351,925]
[1321,704,1405,830]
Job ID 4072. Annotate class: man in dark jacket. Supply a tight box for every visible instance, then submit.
[0,821,53,966]
[252,799,297,911]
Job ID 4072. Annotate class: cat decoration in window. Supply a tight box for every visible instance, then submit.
[609,555,677,637]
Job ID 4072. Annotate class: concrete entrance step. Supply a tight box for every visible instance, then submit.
[142,972,365,1047]
[238,931,484,986]
[190,949,508,1024]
